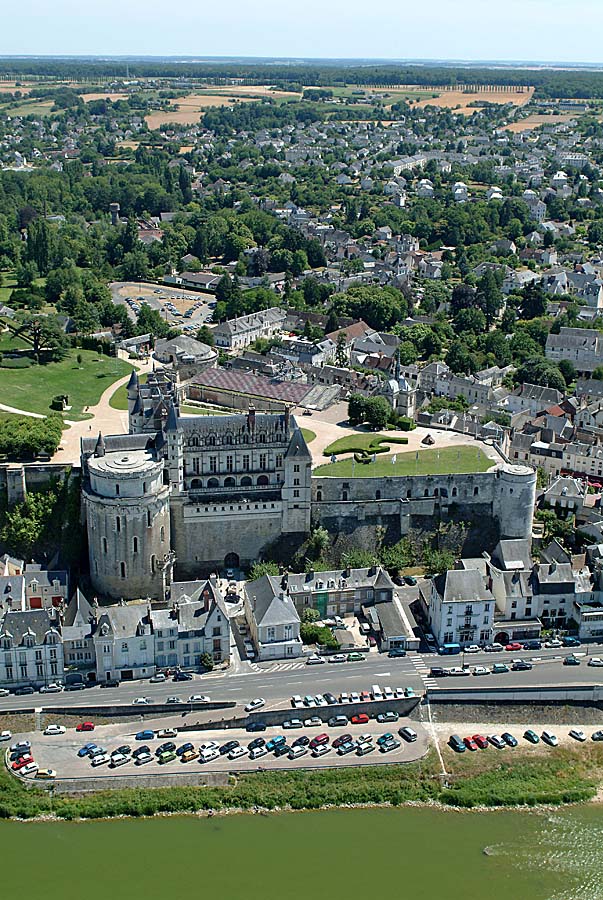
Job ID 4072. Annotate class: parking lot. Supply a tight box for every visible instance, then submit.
[6,715,429,784]
[110,281,216,334]
[433,720,603,756]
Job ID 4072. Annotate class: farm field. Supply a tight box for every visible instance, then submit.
[504,112,577,132]
[0,99,55,116]
[0,350,132,420]
[80,92,130,103]
[415,86,533,114]
[144,86,300,128]
[314,446,494,477]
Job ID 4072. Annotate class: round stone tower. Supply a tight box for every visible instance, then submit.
[495,463,537,540]
[83,436,171,600]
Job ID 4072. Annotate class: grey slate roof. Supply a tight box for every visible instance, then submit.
[432,569,493,604]
[247,576,300,627]
[0,609,60,645]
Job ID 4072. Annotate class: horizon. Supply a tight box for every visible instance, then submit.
[2,0,603,64]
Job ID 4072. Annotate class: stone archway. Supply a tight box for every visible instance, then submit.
[225,552,240,569]
[495,631,509,645]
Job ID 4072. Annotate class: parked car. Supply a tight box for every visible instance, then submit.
[18,762,38,777]
[157,728,178,738]
[349,692,361,704]
[337,741,356,756]
[328,715,349,728]
[524,729,540,744]
[588,657,603,667]
[569,729,587,742]
[505,642,523,651]
[246,721,267,733]
[429,667,447,678]
[376,733,395,746]
[304,716,323,729]
[309,733,329,750]
[35,768,57,780]
[292,735,310,748]
[399,727,418,743]
[12,755,35,771]
[76,722,95,732]
[522,640,542,650]
[447,667,471,677]
[332,733,353,749]
[314,695,328,707]
[228,746,248,761]
[176,742,195,757]
[288,745,308,760]
[90,753,110,767]
[134,752,153,766]
[173,671,193,682]
[472,734,489,749]
[113,745,131,757]
[492,663,509,674]
[100,679,120,688]
[132,746,151,758]
[157,750,177,765]
[562,636,581,648]
[149,673,166,683]
[303,695,316,707]
[377,711,399,724]
[563,655,580,666]
[265,736,286,752]
[43,724,66,736]
[501,732,518,747]
[291,695,304,708]
[350,713,370,725]
[379,738,401,753]
[339,692,349,704]
[347,652,364,662]
[463,737,478,751]
[109,753,130,768]
[166,696,183,704]
[135,730,155,741]
[404,575,418,586]
[245,698,265,712]
[133,697,149,705]
[14,685,35,695]
[188,695,210,704]
[311,743,330,758]
[40,682,63,693]
[544,638,562,648]
[77,743,96,758]
[511,659,532,671]
[464,645,480,654]
[541,730,558,747]
[592,731,603,742]
[10,740,31,754]
[156,742,176,756]
[283,719,303,730]
[323,692,338,705]
[249,746,268,761]
[488,735,506,749]
[484,643,504,652]
[0,730,12,742]
[306,655,325,666]
[328,654,347,664]
[274,743,292,758]
[472,666,490,676]
[388,648,406,658]
[199,748,220,764]
[247,738,266,752]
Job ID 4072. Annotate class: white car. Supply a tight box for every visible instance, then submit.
[339,692,349,704]
[199,748,220,764]
[91,753,111,767]
[288,745,308,760]
[157,728,178,738]
[43,724,66,735]
[349,692,360,703]
[306,654,325,665]
[40,683,63,693]
[314,695,328,707]
[245,698,265,712]
[228,745,248,761]
[0,688,10,697]
[291,695,304,709]
[133,697,149,705]
[19,762,38,777]
[199,741,219,753]
[472,666,491,676]
[357,734,373,745]
[328,654,347,664]
[304,716,323,728]
[283,719,303,729]
[109,753,130,768]
[166,696,182,704]
[311,743,330,757]
[447,667,471,677]
[188,695,210,703]
[150,673,166,683]
[249,746,268,760]
[588,657,603,667]
[464,645,481,654]
[0,730,12,742]
[545,639,563,648]
[383,686,394,700]
[134,752,153,766]
[569,729,587,742]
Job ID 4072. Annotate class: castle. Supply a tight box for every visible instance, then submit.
[81,370,537,600]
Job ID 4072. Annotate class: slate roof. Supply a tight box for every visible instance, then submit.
[432,569,493,604]
[0,608,60,645]
[247,576,300,627]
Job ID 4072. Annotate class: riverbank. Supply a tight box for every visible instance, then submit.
[3,745,603,821]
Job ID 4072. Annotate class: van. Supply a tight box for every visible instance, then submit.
[449,734,466,753]
[371,685,383,702]
[359,623,371,635]
[399,726,418,743]
[438,643,462,655]
[541,730,559,747]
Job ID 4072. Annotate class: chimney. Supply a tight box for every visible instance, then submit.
[284,406,290,431]
[247,406,256,432]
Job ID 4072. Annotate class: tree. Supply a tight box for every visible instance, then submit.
[453,307,486,336]
[519,281,547,319]
[592,366,603,382]
[196,325,215,347]
[15,260,38,288]
[515,358,566,392]
[136,304,173,339]
[558,358,576,386]
[18,315,68,363]
[364,396,391,430]
[248,561,279,581]
[446,340,477,375]
[347,393,366,426]
[199,652,214,672]
[302,608,321,623]
[307,526,330,560]
[335,332,347,367]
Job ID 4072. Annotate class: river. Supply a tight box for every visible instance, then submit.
[3,805,602,898]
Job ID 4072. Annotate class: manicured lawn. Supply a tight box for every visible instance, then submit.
[0,350,133,420]
[0,271,17,306]
[323,432,408,457]
[301,428,316,444]
[314,446,494,477]
[180,404,227,416]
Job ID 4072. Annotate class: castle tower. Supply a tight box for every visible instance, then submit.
[82,438,171,600]
[495,463,537,540]
[126,369,140,426]
[165,403,184,492]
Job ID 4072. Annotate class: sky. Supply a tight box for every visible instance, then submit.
[1,0,603,65]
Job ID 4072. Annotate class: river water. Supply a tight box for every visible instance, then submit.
[2,805,602,899]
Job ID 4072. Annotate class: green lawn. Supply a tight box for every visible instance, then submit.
[323,432,408,457]
[0,271,17,306]
[314,446,494,477]
[0,350,133,420]
[301,428,316,444]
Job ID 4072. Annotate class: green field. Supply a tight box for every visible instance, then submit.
[314,446,494,477]
[0,350,132,420]
[323,433,408,456]
[301,428,316,444]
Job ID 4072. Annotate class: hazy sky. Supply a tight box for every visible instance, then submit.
[1,0,602,64]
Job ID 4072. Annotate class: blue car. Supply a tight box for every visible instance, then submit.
[246,721,267,732]
[77,743,97,757]
[135,730,155,741]
[266,736,286,752]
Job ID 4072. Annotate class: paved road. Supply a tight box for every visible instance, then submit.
[2,646,602,714]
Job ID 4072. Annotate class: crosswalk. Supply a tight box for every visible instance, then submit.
[409,654,437,690]
[262,661,307,674]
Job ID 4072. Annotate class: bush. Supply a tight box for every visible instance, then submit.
[300,622,339,649]
[0,413,63,459]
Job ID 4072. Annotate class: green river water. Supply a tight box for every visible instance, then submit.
[2,805,602,899]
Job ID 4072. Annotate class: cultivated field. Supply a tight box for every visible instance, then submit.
[144,85,300,129]
[80,92,130,103]
[415,86,534,114]
[504,112,577,132]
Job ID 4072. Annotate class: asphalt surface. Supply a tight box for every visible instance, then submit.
[1,646,602,714]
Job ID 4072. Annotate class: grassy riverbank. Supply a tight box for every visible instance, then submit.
[2,747,602,820]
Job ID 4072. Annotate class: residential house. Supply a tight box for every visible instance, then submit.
[244,576,303,661]
[426,568,494,648]
[0,607,64,689]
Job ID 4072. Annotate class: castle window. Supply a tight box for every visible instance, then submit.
[120,562,126,578]
[224,433,233,445]
[208,436,216,447]
[160,526,165,543]
[151,554,156,575]
[224,477,235,488]
[241,476,252,487]
[473,487,479,496]
[243,454,250,471]
[116,516,121,533]
[143,482,147,494]
[209,456,217,474]
[294,465,300,473]
[376,490,381,500]
[226,455,233,473]
[317,489,322,501]
[259,434,266,444]
[259,453,267,470]
[102,537,108,554]
[342,491,348,501]
[452,487,458,498]
[133,537,138,553]
[115,484,120,496]
[208,477,219,488]
[257,475,269,487]
[147,510,152,527]
[406,489,411,499]
[294,490,299,498]
[424,489,429,497]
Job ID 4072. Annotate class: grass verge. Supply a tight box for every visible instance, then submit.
[323,433,408,456]
[301,428,316,444]
[1,748,601,820]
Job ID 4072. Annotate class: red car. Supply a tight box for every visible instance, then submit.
[76,722,95,732]
[463,737,478,751]
[472,734,489,749]
[505,642,523,651]
[332,733,353,748]
[309,733,329,750]
[12,755,34,770]
[350,713,370,725]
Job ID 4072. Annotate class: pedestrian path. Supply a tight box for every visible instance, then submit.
[262,661,307,673]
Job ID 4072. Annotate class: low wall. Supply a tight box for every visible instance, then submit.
[427,684,603,704]
[28,770,229,794]
[38,701,236,717]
